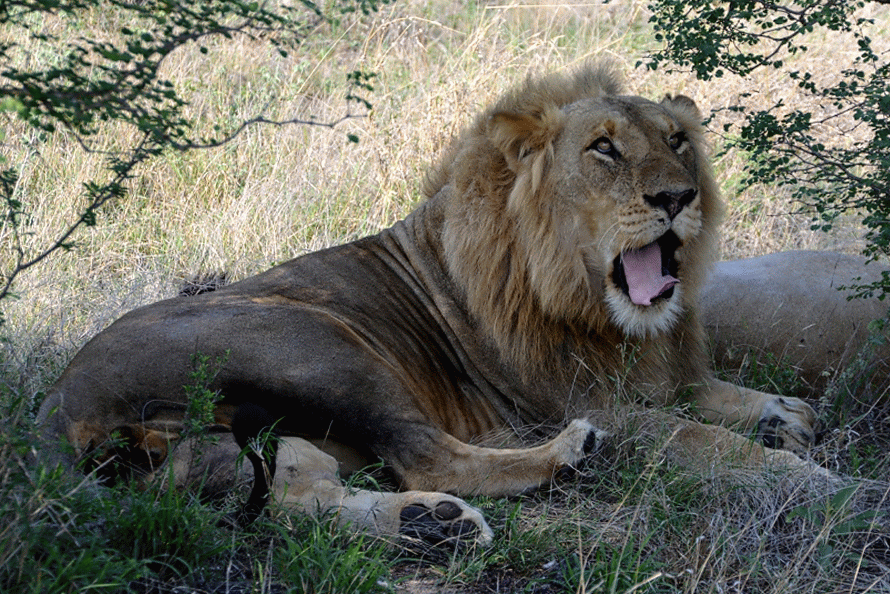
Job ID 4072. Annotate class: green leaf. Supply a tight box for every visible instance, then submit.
[829,484,859,512]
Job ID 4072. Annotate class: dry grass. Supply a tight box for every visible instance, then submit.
[2,2,889,593]
[4,1,883,364]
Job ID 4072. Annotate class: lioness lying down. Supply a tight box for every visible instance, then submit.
[38,63,818,545]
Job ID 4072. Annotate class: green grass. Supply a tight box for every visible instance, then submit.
[267,516,393,593]
[2,368,889,592]
[0,395,215,593]
[2,1,890,593]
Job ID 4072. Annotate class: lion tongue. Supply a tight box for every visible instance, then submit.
[621,242,679,306]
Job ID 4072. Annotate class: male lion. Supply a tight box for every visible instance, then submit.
[37,64,818,545]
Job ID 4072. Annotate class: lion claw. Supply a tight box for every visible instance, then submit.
[550,419,610,481]
[757,396,817,454]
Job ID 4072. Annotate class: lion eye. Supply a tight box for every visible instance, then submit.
[587,137,617,157]
[668,131,687,150]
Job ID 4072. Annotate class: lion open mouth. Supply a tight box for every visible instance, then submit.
[613,232,681,306]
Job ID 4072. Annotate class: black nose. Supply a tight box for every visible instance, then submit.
[644,189,696,220]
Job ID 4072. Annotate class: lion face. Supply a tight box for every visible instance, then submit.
[436,65,721,370]
[554,96,705,338]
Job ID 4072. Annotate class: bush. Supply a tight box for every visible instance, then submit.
[645,0,890,299]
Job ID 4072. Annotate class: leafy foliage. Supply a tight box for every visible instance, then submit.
[182,351,227,439]
[645,0,890,298]
[0,0,389,313]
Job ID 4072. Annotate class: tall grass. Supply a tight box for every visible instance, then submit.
[2,1,889,593]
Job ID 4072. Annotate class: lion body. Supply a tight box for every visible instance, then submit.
[702,250,890,393]
[37,64,817,544]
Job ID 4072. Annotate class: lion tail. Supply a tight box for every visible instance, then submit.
[231,402,279,525]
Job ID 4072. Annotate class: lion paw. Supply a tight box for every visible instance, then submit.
[552,419,609,477]
[398,494,494,547]
[757,396,817,454]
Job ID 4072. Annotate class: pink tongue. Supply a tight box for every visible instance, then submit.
[621,242,679,306]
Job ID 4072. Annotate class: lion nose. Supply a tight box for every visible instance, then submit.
[644,189,696,220]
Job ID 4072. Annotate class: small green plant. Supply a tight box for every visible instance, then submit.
[100,471,229,579]
[495,500,556,573]
[562,537,667,594]
[823,321,889,419]
[172,351,230,485]
[742,351,802,396]
[717,349,802,398]
[343,460,392,494]
[182,351,228,439]
[845,441,886,480]
[786,484,885,570]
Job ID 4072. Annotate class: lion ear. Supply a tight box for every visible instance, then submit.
[661,94,701,120]
[488,108,563,171]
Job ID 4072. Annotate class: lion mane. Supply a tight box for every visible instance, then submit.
[428,64,723,383]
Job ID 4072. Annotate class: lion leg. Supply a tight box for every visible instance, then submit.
[669,416,810,470]
[276,418,603,544]
[388,419,607,497]
[693,378,817,454]
[607,408,827,477]
[268,419,606,545]
[272,437,494,546]
[165,434,494,545]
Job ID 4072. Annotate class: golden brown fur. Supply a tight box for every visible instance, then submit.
[428,65,721,384]
[37,64,817,546]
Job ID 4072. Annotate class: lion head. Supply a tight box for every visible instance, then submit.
[426,64,723,376]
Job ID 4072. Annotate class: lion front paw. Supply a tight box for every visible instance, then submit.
[757,396,817,454]
[398,494,494,547]
[551,419,610,477]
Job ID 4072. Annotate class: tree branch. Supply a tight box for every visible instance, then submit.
[0,0,379,310]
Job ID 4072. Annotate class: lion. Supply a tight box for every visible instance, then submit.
[702,250,890,393]
[37,63,818,546]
